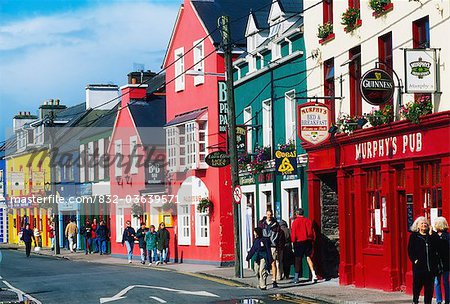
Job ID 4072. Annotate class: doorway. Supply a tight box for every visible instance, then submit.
[241,185,256,269]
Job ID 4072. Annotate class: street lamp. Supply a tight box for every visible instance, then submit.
[185,70,225,77]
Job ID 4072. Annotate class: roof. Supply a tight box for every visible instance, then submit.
[165,107,207,127]
[147,72,166,94]
[252,10,270,30]
[129,95,166,145]
[278,0,303,14]
[191,0,273,46]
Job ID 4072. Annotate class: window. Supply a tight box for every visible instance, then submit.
[114,140,122,177]
[178,203,191,245]
[167,127,179,172]
[94,140,99,180]
[129,136,138,174]
[287,188,299,226]
[269,18,281,38]
[366,168,383,245]
[103,137,110,180]
[198,120,207,164]
[195,206,210,246]
[185,122,196,168]
[284,90,296,143]
[247,35,258,72]
[349,46,362,117]
[193,40,204,86]
[88,142,95,181]
[34,125,44,145]
[55,165,61,183]
[413,16,430,49]
[262,100,272,149]
[324,58,336,123]
[323,0,333,24]
[79,145,85,183]
[65,160,74,181]
[420,161,442,221]
[243,107,253,154]
[174,47,185,92]
[349,0,360,10]
[272,43,281,61]
[378,32,393,109]
[116,206,124,242]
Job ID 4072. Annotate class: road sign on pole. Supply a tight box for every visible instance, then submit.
[233,185,242,204]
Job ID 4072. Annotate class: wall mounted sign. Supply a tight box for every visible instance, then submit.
[236,126,247,152]
[10,172,25,191]
[205,151,230,168]
[297,103,330,145]
[31,171,45,192]
[146,161,165,185]
[360,68,395,105]
[239,174,255,185]
[404,49,437,93]
[218,81,228,133]
[275,149,297,176]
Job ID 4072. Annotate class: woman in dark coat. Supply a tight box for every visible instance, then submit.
[156,222,170,265]
[408,216,440,304]
[21,224,35,257]
[433,217,449,304]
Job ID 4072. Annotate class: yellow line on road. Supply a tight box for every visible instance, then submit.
[178,272,245,287]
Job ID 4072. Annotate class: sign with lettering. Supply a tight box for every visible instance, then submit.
[32,171,45,193]
[360,68,395,106]
[275,149,297,176]
[297,103,330,145]
[404,49,437,93]
[205,151,230,168]
[10,172,25,191]
[236,126,247,152]
[147,161,164,185]
[239,174,255,185]
[218,81,228,133]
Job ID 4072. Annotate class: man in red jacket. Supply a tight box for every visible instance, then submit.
[291,208,317,283]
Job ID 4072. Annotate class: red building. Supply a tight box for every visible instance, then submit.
[109,73,166,257]
[162,0,266,265]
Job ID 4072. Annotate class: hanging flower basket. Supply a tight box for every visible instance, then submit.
[341,7,361,32]
[365,105,394,127]
[337,114,359,135]
[400,96,433,124]
[277,140,296,151]
[251,146,272,174]
[317,22,334,44]
[369,0,393,17]
[131,203,143,218]
[197,198,213,214]
[238,154,252,172]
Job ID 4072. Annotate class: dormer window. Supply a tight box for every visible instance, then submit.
[269,18,281,38]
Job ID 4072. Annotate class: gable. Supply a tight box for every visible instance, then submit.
[268,1,283,22]
[245,14,258,36]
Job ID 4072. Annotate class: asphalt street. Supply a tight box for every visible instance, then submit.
[0,250,323,304]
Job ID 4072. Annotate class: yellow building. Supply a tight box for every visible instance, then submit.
[7,149,52,246]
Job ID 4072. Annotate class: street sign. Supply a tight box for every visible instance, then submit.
[205,151,230,167]
[297,102,331,145]
[275,149,297,176]
[233,185,242,203]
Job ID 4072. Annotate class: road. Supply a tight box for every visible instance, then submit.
[0,250,323,304]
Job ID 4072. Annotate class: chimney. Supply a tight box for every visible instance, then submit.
[119,83,148,107]
[39,99,67,119]
[85,84,119,110]
[13,111,37,132]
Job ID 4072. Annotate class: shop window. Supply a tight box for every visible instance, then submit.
[395,165,406,189]
[287,188,299,226]
[178,204,191,245]
[115,207,124,242]
[323,0,333,24]
[324,58,335,123]
[195,207,209,246]
[263,190,273,213]
[366,167,384,245]
[419,161,442,221]
[378,32,393,109]
[349,46,362,117]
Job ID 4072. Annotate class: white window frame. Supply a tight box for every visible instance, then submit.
[177,203,191,245]
[166,127,179,172]
[259,183,274,220]
[193,39,205,86]
[79,145,85,183]
[174,47,185,92]
[243,107,253,154]
[98,138,105,180]
[129,136,138,174]
[269,18,281,38]
[114,139,122,177]
[281,179,301,227]
[195,206,210,246]
[285,90,296,144]
[178,125,186,171]
[185,122,196,169]
[262,99,272,148]
[197,120,208,167]
[272,43,281,61]
[88,141,94,181]
[116,206,124,242]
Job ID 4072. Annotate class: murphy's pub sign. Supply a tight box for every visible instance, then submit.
[297,102,330,145]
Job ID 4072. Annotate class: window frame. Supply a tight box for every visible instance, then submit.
[366,167,384,246]
[349,46,362,117]
[243,107,253,154]
[129,135,138,175]
[193,39,205,86]
[114,139,122,177]
[262,99,273,149]
[177,203,191,245]
[323,0,333,24]
[324,58,336,123]
[284,90,296,144]
[174,47,185,92]
[195,205,210,246]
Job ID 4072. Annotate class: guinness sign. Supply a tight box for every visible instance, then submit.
[360,68,395,106]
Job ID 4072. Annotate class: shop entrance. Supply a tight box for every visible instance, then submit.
[241,185,256,269]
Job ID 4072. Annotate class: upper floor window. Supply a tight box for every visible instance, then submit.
[323,0,333,24]
[349,0,360,10]
[284,90,296,143]
[349,46,362,117]
[378,32,393,108]
[243,107,253,154]
[262,99,272,149]
[193,40,204,86]
[324,58,336,123]
[413,16,430,49]
[174,47,185,92]
[114,140,122,177]
[129,136,138,174]
[269,18,281,38]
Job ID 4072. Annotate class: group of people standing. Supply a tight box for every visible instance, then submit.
[121,221,170,265]
[246,208,317,290]
[408,216,449,304]
[80,218,109,255]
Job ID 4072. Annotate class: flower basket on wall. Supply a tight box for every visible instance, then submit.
[277,140,296,151]
[365,105,394,127]
[238,154,252,172]
[369,0,393,17]
[337,114,359,135]
[131,203,143,218]
[400,96,433,124]
[197,198,213,214]
[317,22,334,44]
[341,7,361,32]
[251,146,272,174]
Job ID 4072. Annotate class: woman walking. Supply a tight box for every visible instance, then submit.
[434,217,449,304]
[408,216,439,304]
[246,227,273,290]
[21,224,35,257]
[145,225,158,265]
[121,220,136,263]
[156,222,170,265]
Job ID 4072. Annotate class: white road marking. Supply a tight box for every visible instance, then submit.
[150,296,167,303]
[3,280,42,304]
[99,285,219,303]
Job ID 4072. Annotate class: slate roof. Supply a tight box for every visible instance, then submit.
[191,0,273,46]
[129,95,166,145]
[147,72,166,94]
[278,0,303,14]
[165,107,207,127]
[252,10,270,30]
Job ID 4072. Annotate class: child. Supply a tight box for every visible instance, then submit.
[145,225,158,265]
[246,227,273,290]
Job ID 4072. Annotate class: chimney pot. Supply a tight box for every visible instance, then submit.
[55,99,60,105]
[49,99,54,105]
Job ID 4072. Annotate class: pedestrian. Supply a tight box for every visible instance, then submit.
[433,216,449,304]
[33,227,41,252]
[246,227,273,290]
[122,220,136,263]
[291,208,318,284]
[81,220,93,255]
[408,216,440,304]
[96,220,109,255]
[136,222,147,264]
[65,218,78,253]
[47,220,55,251]
[156,222,170,265]
[20,223,35,257]
[280,220,293,280]
[145,225,158,266]
[91,218,98,253]
[258,209,281,288]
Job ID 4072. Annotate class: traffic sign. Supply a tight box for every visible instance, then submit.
[233,185,242,203]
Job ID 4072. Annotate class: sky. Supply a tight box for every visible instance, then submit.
[0,0,180,140]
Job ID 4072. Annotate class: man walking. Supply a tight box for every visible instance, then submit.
[291,208,318,283]
[81,220,93,254]
[136,222,147,264]
[65,218,78,253]
[21,223,35,257]
[96,220,109,255]
[259,209,281,288]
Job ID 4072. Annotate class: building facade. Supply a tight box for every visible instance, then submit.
[303,0,450,292]
[0,143,7,243]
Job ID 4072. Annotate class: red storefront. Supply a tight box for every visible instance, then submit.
[304,111,450,292]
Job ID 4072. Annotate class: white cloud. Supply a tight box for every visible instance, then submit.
[0,2,178,136]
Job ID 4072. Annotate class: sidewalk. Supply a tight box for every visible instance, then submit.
[1,244,416,304]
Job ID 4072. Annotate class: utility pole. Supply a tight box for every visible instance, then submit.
[219,15,243,278]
